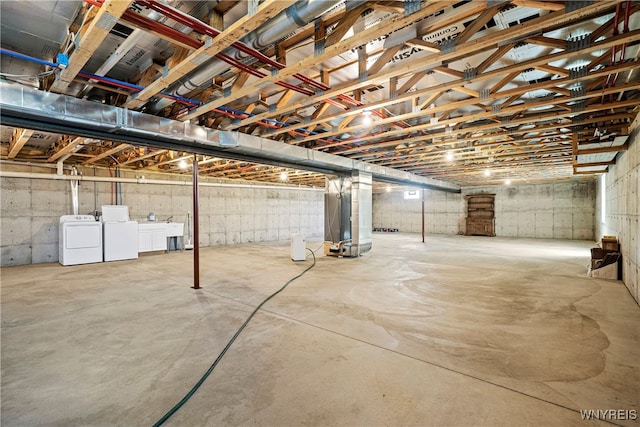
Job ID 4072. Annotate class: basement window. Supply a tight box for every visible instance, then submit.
[404,190,420,200]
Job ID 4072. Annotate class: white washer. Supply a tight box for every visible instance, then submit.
[101,205,139,262]
[59,215,103,266]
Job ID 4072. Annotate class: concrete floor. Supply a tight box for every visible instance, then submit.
[1,234,638,427]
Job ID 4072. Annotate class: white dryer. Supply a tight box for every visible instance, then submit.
[101,205,139,262]
[59,215,103,266]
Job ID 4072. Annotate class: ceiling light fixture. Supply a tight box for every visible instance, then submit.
[505,179,511,185]
[484,169,491,177]
[280,171,288,181]
[386,186,391,192]
[362,110,372,126]
[445,151,454,162]
[178,160,188,169]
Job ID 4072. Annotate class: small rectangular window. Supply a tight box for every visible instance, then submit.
[404,190,420,200]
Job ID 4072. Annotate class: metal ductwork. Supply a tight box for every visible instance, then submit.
[148,0,365,112]
[0,81,461,193]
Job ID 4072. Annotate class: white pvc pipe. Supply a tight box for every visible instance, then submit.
[0,170,324,192]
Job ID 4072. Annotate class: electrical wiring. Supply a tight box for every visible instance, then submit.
[152,247,317,427]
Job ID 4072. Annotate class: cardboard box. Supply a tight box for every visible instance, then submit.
[602,236,619,251]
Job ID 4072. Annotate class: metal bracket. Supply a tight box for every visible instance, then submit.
[390,77,398,100]
[567,34,590,52]
[357,48,368,82]
[571,101,585,113]
[501,117,510,125]
[492,104,501,114]
[223,87,231,98]
[463,67,477,81]
[404,0,420,16]
[569,66,588,80]
[570,84,585,98]
[271,67,279,77]
[440,39,456,55]
[566,1,593,13]
[269,104,276,113]
[480,89,490,101]
[96,12,118,30]
[314,21,325,56]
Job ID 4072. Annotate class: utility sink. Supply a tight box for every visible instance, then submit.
[166,223,184,237]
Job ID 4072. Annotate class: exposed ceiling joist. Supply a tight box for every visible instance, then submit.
[50,1,134,94]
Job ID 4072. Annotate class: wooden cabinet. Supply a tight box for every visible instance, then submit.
[138,223,167,252]
[465,194,495,237]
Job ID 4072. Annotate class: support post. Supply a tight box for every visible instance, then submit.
[421,189,425,243]
[192,154,200,289]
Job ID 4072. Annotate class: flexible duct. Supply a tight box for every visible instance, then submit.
[148,0,364,112]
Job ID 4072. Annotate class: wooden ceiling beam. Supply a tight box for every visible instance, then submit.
[577,143,628,155]
[404,38,440,53]
[368,45,403,76]
[524,35,567,50]
[180,0,460,121]
[325,4,371,47]
[534,64,570,77]
[50,1,133,94]
[290,59,640,144]
[225,1,622,132]
[84,144,131,165]
[8,128,34,159]
[47,136,85,163]
[125,0,294,108]
[512,0,564,11]
[476,42,515,74]
[119,149,168,166]
[454,2,506,45]
[334,111,633,156]
[574,160,616,168]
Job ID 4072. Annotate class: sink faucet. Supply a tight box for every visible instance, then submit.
[166,216,173,223]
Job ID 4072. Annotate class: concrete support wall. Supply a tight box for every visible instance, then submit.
[596,128,639,304]
[1,165,323,267]
[373,190,464,234]
[373,181,595,239]
[465,181,595,240]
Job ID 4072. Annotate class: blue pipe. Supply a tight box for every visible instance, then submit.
[0,47,341,142]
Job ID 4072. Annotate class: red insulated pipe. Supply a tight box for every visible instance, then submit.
[137,0,332,92]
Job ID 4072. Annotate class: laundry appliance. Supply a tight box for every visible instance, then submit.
[101,205,138,262]
[59,215,103,266]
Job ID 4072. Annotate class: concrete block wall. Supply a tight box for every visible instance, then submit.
[465,181,595,240]
[372,189,464,234]
[373,181,595,240]
[1,165,323,267]
[596,126,639,304]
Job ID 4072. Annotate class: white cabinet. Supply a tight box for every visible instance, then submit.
[138,223,167,253]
